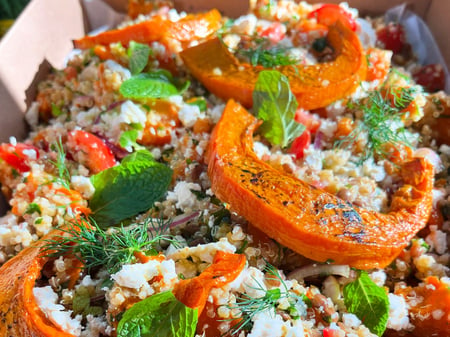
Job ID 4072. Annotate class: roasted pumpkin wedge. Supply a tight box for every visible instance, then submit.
[0,228,77,337]
[73,9,221,49]
[207,100,434,269]
[180,20,366,109]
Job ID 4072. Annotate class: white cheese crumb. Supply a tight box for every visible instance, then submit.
[387,293,411,331]
[166,181,202,211]
[178,103,202,128]
[71,175,95,199]
[33,286,82,336]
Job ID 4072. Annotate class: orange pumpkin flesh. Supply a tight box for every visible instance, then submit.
[73,9,221,50]
[180,20,366,109]
[207,99,434,269]
[0,228,77,337]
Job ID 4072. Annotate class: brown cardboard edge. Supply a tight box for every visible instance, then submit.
[426,0,450,71]
[0,0,85,143]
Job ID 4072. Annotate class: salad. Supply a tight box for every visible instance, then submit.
[0,1,449,336]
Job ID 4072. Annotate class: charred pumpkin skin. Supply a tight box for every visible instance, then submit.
[0,229,76,337]
[207,100,434,269]
[180,20,366,109]
[73,9,222,49]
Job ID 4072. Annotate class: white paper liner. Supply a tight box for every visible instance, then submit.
[385,4,450,92]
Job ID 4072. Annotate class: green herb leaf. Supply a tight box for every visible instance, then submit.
[119,129,145,152]
[89,150,172,228]
[25,202,41,215]
[238,46,297,68]
[253,70,305,148]
[187,97,207,112]
[117,291,198,337]
[41,216,179,274]
[336,85,417,164]
[128,41,151,75]
[343,271,389,336]
[51,103,63,117]
[120,70,190,100]
[73,286,91,315]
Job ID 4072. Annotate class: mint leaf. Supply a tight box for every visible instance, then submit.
[253,70,305,148]
[343,271,389,336]
[25,202,41,215]
[51,103,63,117]
[120,70,190,100]
[117,291,198,337]
[119,129,145,152]
[128,41,151,75]
[187,97,207,112]
[89,150,172,228]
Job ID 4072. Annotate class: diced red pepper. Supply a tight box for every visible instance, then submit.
[322,327,341,337]
[294,109,321,133]
[307,4,357,31]
[67,130,116,173]
[0,143,39,173]
[289,129,311,160]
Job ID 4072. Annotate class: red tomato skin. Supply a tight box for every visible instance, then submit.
[322,328,341,337]
[412,64,446,93]
[289,129,311,160]
[376,22,406,54]
[307,4,357,31]
[67,130,116,173]
[260,22,286,43]
[0,143,40,173]
[294,109,321,133]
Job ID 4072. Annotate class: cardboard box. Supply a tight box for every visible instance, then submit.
[0,0,448,213]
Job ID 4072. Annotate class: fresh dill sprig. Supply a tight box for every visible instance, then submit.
[236,38,297,68]
[226,263,307,335]
[49,137,71,189]
[335,86,417,164]
[41,216,180,274]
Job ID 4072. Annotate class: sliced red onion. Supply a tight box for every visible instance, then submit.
[287,264,350,281]
[73,95,94,108]
[313,131,324,150]
[94,100,126,124]
[170,211,200,228]
[94,133,130,159]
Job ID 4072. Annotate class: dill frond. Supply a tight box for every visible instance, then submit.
[335,86,417,164]
[226,263,307,335]
[237,44,298,68]
[41,216,180,274]
[49,137,71,189]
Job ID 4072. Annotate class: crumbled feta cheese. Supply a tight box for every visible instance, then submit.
[112,260,161,289]
[71,175,95,199]
[33,286,82,336]
[370,270,387,287]
[166,181,202,211]
[387,293,411,331]
[178,103,202,128]
[167,237,236,263]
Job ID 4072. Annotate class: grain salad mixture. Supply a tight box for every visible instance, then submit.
[0,1,449,336]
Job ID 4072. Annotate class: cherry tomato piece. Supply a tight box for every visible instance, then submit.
[322,328,341,337]
[376,22,406,54]
[0,143,39,173]
[289,129,311,160]
[67,130,116,173]
[294,109,321,133]
[307,4,357,31]
[260,22,286,43]
[412,64,446,93]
